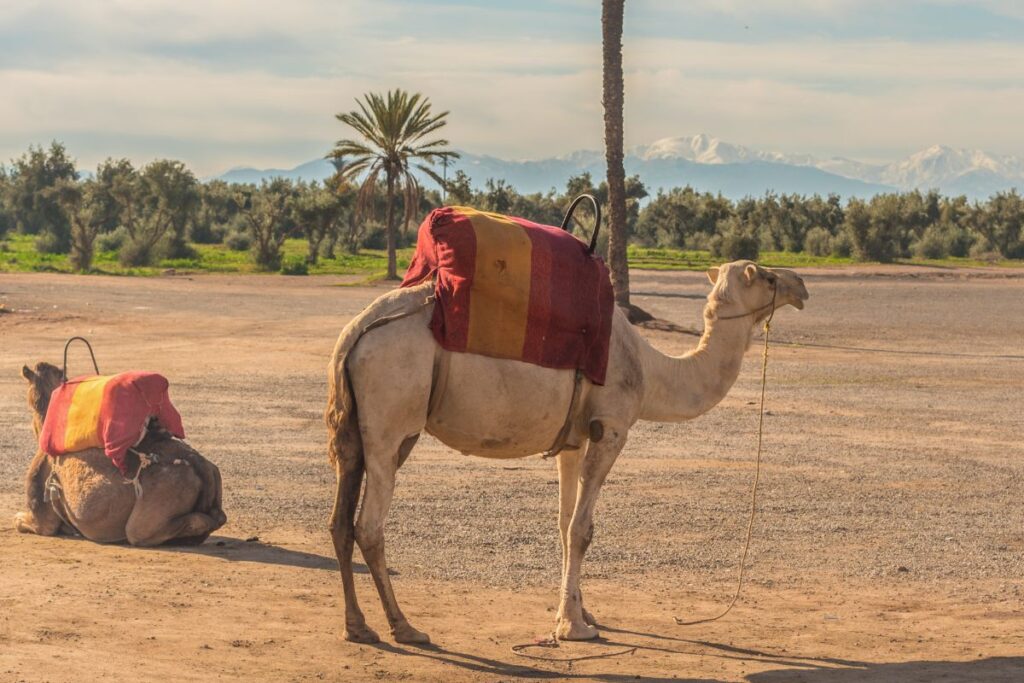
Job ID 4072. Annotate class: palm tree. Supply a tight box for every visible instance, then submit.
[602,0,630,309]
[330,89,458,279]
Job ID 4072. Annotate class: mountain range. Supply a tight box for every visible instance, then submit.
[216,134,1024,200]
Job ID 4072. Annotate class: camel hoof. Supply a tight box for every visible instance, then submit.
[14,513,31,533]
[554,618,599,641]
[342,624,380,644]
[392,622,430,645]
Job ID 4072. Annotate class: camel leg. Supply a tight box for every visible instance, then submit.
[556,449,596,626]
[554,428,625,641]
[125,465,222,547]
[329,447,377,643]
[127,511,222,547]
[14,450,63,536]
[355,434,429,644]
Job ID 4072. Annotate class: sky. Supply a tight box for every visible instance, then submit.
[1,0,1023,176]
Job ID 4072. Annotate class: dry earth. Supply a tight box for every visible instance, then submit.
[1,266,1023,682]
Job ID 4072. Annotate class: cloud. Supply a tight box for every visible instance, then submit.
[1,1,1023,174]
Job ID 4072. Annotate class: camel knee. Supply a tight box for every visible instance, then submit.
[15,511,59,536]
[354,522,383,556]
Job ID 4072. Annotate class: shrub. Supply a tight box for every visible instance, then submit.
[359,222,388,250]
[119,239,155,267]
[280,255,309,275]
[969,238,1001,262]
[96,226,129,253]
[225,231,251,251]
[804,227,832,257]
[830,230,853,258]
[710,219,760,261]
[912,230,947,259]
[34,232,64,254]
[162,235,198,260]
[912,222,975,259]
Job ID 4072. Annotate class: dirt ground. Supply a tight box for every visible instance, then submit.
[1,266,1023,682]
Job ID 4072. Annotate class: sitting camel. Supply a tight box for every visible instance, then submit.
[325,260,808,643]
[15,362,226,546]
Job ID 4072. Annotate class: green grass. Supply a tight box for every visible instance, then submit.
[0,234,414,277]
[0,233,1019,276]
[626,246,1023,271]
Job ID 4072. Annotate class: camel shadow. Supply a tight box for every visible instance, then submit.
[367,639,715,682]
[368,618,991,682]
[598,623,864,669]
[746,657,1024,682]
[362,618,868,682]
[161,535,369,573]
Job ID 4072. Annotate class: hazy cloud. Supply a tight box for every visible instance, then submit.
[1,0,1022,175]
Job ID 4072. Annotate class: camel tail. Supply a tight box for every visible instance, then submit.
[325,282,433,467]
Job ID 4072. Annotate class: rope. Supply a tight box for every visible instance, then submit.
[511,638,637,665]
[675,298,776,627]
[125,449,155,499]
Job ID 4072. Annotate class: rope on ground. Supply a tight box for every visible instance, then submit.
[675,310,774,627]
[510,637,637,665]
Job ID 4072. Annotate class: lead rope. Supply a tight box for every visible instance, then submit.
[674,295,775,626]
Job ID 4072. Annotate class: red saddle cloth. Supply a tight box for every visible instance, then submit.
[38,372,185,476]
[401,206,614,385]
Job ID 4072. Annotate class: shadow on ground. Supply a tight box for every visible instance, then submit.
[747,657,1024,682]
[160,535,364,572]
[372,620,1024,683]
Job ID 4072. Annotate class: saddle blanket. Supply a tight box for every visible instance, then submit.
[401,206,614,384]
[38,372,185,475]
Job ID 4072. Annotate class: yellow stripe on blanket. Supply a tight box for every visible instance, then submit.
[462,207,534,359]
[62,375,113,452]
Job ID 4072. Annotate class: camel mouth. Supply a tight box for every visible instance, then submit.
[792,299,805,310]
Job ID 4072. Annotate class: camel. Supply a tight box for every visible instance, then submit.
[15,362,227,546]
[325,260,809,644]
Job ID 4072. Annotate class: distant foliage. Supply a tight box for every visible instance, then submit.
[804,227,832,257]
[5,142,77,252]
[709,218,760,261]
[224,230,251,252]
[279,255,309,275]
[3,140,1024,271]
[237,178,298,270]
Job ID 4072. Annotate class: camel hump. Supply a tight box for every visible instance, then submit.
[325,282,435,453]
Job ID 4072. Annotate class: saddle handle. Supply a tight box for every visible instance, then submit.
[62,336,101,381]
[560,194,601,255]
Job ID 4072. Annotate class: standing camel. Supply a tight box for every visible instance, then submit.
[16,362,226,546]
[325,260,808,643]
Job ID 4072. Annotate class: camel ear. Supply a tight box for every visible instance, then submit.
[22,365,36,382]
[743,264,759,285]
[706,267,720,285]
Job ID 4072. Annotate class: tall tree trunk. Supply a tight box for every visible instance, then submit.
[602,0,629,308]
[385,171,398,279]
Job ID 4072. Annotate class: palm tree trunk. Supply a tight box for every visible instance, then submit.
[602,0,629,308]
[385,170,398,279]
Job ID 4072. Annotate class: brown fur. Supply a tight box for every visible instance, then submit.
[15,361,227,546]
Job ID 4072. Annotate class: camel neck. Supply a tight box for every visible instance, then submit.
[637,304,756,422]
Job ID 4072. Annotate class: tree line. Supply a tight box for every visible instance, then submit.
[1,141,1021,274]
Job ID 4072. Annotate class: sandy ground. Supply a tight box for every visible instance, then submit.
[1,266,1023,682]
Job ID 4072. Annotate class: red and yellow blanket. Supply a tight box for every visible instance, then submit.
[38,372,185,475]
[401,206,614,384]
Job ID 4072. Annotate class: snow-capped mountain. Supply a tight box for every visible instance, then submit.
[632,133,815,167]
[216,135,1023,200]
[875,144,1024,194]
[635,135,1024,197]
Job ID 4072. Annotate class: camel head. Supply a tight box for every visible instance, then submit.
[706,260,809,321]
[21,362,64,437]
